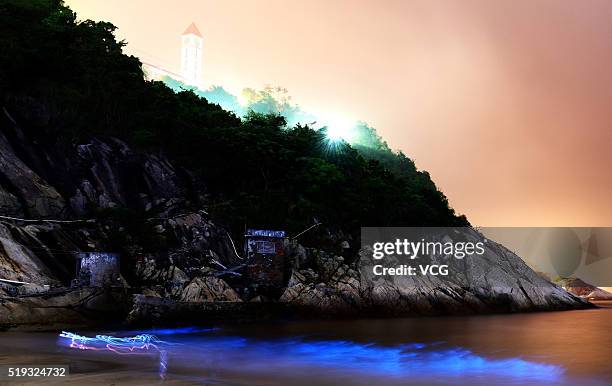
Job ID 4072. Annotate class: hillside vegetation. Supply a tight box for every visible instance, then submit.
[0,0,467,245]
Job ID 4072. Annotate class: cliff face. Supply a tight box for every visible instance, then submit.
[0,102,590,329]
[0,103,190,220]
[0,102,240,299]
[281,233,590,316]
[0,100,257,328]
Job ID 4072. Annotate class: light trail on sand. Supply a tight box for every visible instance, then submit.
[59,331,170,379]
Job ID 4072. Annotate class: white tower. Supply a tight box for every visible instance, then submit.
[180,22,203,87]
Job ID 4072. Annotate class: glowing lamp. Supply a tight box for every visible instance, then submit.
[324,116,356,143]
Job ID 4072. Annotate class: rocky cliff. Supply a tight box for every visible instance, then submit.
[281,235,590,316]
[0,102,246,328]
[0,102,591,329]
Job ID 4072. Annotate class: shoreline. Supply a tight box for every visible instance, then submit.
[0,290,596,332]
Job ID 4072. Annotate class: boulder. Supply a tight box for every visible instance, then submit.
[557,277,612,300]
[179,276,242,302]
[280,229,591,316]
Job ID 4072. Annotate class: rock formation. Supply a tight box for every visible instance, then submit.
[0,103,592,329]
[280,236,591,316]
[557,277,612,300]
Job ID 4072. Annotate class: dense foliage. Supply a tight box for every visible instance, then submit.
[0,0,467,245]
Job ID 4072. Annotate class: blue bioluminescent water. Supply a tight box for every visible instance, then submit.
[171,336,565,383]
[59,331,564,383]
[137,326,220,336]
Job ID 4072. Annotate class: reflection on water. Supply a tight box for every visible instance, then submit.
[2,304,612,385]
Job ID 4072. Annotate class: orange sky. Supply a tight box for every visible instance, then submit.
[65,0,612,227]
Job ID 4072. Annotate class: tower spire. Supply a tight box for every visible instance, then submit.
[180,22,203,86]
[182,22,202,37]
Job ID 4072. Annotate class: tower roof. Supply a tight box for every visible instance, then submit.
[182,22,202,37]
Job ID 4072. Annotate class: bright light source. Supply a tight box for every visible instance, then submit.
[237,93,249,106]
[324,116,356,143]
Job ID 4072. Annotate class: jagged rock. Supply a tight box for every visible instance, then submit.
[179,276,242,302]
[141,287,162,297]
[557,277,612,300]
[585,289,612,300]
[284,242,308,269]
[314,251,344,282]
[0,223,61,286]
[134,259,191,298]
[0,186,23,217]
[280,262,360,314]
[71,138,185,213]
[280,229,591,316]
[0,109,65,217]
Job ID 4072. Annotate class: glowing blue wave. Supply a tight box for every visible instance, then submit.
[131,326,219,336]
[58,330,564,383]
[175,336,564,383]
